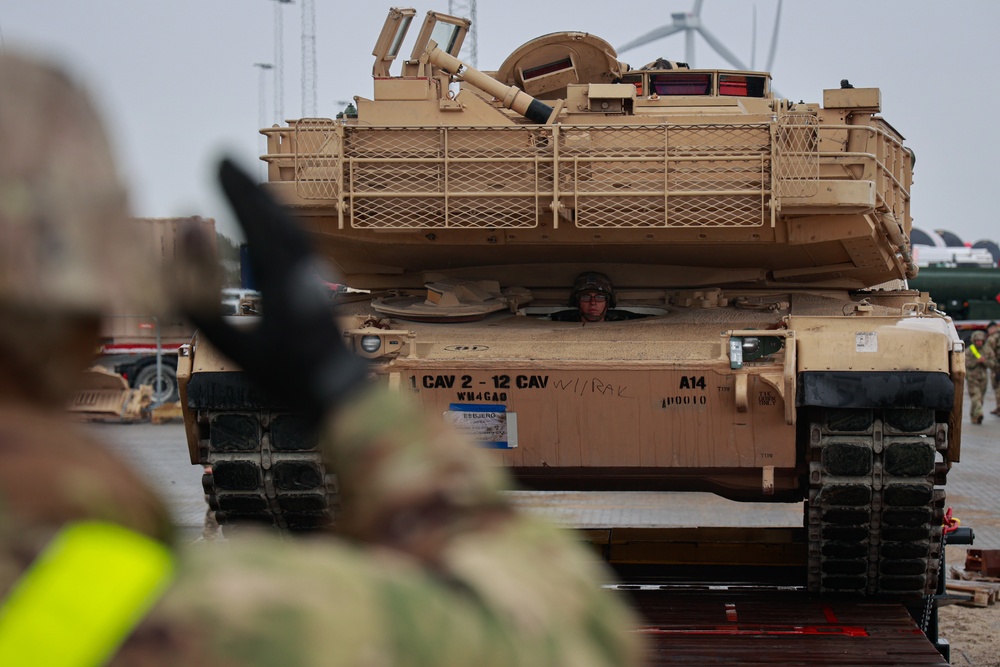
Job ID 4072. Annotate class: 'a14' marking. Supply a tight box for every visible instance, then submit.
[679,376,706,390]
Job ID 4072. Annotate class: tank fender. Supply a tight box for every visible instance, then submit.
[796,370,953,410]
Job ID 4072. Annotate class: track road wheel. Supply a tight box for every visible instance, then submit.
[199,410,337,532]
[807,407,945,598]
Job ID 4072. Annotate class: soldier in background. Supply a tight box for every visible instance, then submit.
[983,321,1000,415]
[966,329,992,425]
[0,53,643,666]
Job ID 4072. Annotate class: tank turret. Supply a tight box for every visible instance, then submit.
[259,9,915,295]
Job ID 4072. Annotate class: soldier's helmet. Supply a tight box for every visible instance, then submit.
[570,271,617,308]
[972,330,987,343]
[0,53,160,316]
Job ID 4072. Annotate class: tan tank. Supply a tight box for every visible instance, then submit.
[179,8,963,598]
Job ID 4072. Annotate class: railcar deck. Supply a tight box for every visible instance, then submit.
[619,585,949,666]
[515,490,954,664]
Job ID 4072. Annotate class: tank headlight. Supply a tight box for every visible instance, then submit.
[346,327,413,359]
[730,334,783,368]
[729,337,744,369]
[360,335,382,354]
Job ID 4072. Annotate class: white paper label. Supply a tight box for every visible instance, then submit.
[445,406,518,449]
[855,332,878,353]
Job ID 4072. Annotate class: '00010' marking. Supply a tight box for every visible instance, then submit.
[661,395,708,407]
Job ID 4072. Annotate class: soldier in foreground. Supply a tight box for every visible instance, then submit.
[0,53,642,666]
[965,329,992,424]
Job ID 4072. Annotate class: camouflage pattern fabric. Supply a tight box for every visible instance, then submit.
[112,388,643,666]
[0,53,165,317]
[0,401,176,659]
[966,335,992,423]
[0,392,643,666]
[0,402,173,541]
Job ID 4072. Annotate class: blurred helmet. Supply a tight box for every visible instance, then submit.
[972,330,987,343]
[0,52,161,315]
[570,271,616,308]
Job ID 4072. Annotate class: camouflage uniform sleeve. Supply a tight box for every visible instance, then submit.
[0,404,174,621]
[0,404,173,543]
[321,387,645,666]
[122,389,644,667]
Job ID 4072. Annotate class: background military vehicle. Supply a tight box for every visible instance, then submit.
[907,227,1000,336]
[910,265,1000,323]
[180,8,964,599]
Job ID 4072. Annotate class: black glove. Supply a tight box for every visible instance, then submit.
[187,158,369,422]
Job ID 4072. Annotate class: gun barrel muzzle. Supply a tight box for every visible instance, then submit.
[427,45,554,124]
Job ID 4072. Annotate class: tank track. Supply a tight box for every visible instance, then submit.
[807,407,947,598]
[198,409,337,531]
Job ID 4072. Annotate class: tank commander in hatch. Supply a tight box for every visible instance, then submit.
[550,271,647,323]
[0,52,642,666]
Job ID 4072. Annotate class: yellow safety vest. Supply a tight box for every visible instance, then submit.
[971,344,982,359]
[0,521,174,667]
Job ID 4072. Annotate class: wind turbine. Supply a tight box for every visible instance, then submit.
[618,0,783,73]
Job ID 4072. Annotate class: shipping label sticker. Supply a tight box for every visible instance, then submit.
[445,404,518,449]
[855,332,878,353]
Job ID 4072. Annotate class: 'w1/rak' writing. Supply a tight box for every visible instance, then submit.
[553,377,632,398]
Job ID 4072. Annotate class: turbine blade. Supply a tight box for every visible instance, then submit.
[618,24,686,54]
[766,0,783,72]
[751,5,757,70]
[693,0,705,16]
[696,26,750,70]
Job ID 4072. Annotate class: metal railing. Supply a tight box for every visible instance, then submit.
[260,113,910,230]
[813,119,911,223]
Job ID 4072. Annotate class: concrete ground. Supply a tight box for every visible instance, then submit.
[937,386,1000,549]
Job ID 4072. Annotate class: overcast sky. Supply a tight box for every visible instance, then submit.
[3,1,998,245]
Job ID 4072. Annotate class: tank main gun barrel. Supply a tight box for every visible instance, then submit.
[426,43,555,124]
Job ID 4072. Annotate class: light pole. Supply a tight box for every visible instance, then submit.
[301,0,317,117]
[254,62,273,181]
[272,0,293,124]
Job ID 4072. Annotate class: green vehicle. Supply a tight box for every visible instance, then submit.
[909,265,1000,336]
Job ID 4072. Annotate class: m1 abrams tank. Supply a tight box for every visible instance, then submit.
[179,8,964,599]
